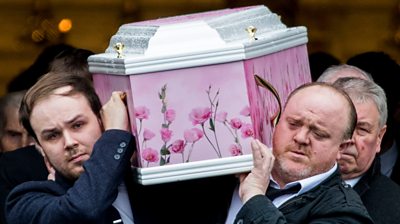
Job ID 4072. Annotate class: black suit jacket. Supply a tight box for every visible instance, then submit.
[0,146,48,224]
[389,147,400,185]
[234,169,373,224]
[354,157,400,224]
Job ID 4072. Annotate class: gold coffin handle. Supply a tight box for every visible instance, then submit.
[254,74,282,127]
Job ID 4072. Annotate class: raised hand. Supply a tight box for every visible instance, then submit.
[101,91,130,131]
[238,139,274,203]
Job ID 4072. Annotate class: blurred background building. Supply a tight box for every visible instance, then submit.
[0,0,399,95]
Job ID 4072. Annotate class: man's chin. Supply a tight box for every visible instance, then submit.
[274,159,311,182]
[341,172,358,180]
[64,167,85,180]
[338,165,354,176]
[338,161,355,171]
[281,156,308,168]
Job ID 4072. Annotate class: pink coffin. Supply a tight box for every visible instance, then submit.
[88,5,311,185]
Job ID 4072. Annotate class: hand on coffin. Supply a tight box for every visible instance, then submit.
[238,139,274,204]
[101,91,130,132]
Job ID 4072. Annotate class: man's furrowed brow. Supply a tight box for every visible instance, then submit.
[65,114,84,124]
[40,128,58,136]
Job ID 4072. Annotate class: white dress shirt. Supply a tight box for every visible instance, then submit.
[112,182,134,224]
[344,176,362,188]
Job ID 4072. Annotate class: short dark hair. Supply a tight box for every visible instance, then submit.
[0,91,26,137]
[49,48,94,81]
[20,72,102,141]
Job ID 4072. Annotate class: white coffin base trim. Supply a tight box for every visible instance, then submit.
[133,154,253,185]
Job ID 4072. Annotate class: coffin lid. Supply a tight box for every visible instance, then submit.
[88,5,308,75]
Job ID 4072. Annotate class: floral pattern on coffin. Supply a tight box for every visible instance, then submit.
[136,83,254,167]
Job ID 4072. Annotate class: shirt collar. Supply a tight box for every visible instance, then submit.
[270,163,338,195]
[344,176,362,187]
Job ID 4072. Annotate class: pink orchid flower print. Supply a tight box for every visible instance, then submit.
[135,106,150,119]
[241,123,254,138]
[216,111,227,123]
[143,129,156,141]
[170,139,185,153]
[134,106,150,136]
[142,147,159,167]
[142,128,155,149]
[240,106,251,117]
[170,139,186,162]
[184,128,203,143]
[229,118,243,130]
[158,84,175,165]
[189,107,212,125]
[136,83,254,167]
[189,106,222,158]
[184,128,204,162]
[229,144,243,156]
[160,128,173,143]
[215,111,255,156]
[165,109,176,123]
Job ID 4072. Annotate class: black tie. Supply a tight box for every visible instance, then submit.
[106,206,123,224]
[266,184,301,201]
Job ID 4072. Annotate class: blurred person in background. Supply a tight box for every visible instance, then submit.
[0,91,34,152]
[0,90,48,224]
[316,64,373,83]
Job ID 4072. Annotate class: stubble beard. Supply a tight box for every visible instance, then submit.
[272,143,312,184]
[272,155,312,184]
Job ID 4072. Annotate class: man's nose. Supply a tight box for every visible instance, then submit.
[293,127,310,145]
[64,131,79,150]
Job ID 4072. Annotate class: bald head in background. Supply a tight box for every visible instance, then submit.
[317,64,373,83]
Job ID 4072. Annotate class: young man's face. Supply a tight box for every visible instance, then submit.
[30,86,102,180]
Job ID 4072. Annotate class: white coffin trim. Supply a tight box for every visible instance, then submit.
[88,27,307,75]
[133,154,253,185]
[88,5,308,75]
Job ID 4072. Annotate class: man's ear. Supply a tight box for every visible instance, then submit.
[336,138,351,160]
[98,116,105,132]
[35,144,45,156]
[375,125,387,154]
[43,155,56,181]
[337,138,354,161]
